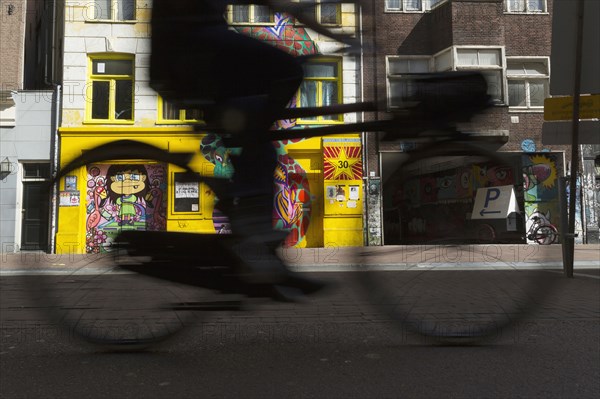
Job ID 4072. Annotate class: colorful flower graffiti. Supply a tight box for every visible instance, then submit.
[521,154,560,242]
[235,13,318,131]
[85,163,167,253]
[200,135,312,245]
[234,14,318,246]
[235,13,318,56]
[273,153,311,246]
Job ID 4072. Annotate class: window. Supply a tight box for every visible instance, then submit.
[455,48,504,103]
[385,0,445,12]
[386,57,430,108]
[91,0,135,21]
[506,0,546,13]
[87,55,134,123]
[23,163,51,179]
[229,4,273,24]
[157,97,204,124]
[507,58,549,109]
[173,173,201,213]
[297,59,342,123]
[300,0,341,25]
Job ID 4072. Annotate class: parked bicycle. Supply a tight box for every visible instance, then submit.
[526,215,558,245]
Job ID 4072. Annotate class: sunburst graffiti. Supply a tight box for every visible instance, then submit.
[523,154,558,191]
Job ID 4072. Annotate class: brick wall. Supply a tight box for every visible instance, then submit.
[361,0,570,166]
[0,0,26,90]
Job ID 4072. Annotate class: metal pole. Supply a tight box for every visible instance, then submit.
[565,0,585,278]
[558,177,572,271]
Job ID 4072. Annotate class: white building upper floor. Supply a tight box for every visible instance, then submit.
[59,0,361,129]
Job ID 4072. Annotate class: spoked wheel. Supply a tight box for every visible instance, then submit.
[360,142,559,343]
[32,248,205,350]
[32,140,220,350]
[532,225,558,245]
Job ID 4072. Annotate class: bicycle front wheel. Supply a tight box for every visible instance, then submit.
[532,224,558,245]
[360,142,559,342]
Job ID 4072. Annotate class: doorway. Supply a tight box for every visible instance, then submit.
[21,181,50,251]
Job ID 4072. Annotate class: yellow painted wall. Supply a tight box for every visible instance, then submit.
[56,128,217,254]
[55,129,364,254]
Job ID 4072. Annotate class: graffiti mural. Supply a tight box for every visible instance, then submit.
[235,13,318,56]
[565,177,584,244]
[85,163,167,253]
[273,154,311,246]
[235,13,318,131]
[473,163,514,188]
[522,154,558,201]
[521,153,561,243]
[200,134,241,233]
[200,134,312,245]
[396,160,517,243]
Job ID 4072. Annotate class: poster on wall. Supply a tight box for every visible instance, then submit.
[323,138,363,215]
[84,163,167,253]
[323,138,363,181]
[65,176,77,191]
[59,191,80,206]
[174,173,200,212]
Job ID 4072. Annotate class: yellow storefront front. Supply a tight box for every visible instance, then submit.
[55,127,364,254]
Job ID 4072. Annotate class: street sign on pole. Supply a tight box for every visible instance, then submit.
[544,94,600,121]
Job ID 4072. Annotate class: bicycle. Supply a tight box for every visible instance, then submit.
[526,215,558,245]
[30,71,562,350]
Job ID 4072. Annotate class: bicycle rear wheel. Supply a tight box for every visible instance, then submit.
[32,251,205,350]
[360,142,559,342]
[33,141,216,350]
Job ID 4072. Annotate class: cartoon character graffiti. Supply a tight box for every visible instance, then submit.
[474,163,514,188]
[420,177,438,203]
[85,164,167,253]
[437,173,456,200]
[201,134,241,233]
[522,154,558,201]
[456,167,473,198]
[106,164,149,226]
[201,134,239,180]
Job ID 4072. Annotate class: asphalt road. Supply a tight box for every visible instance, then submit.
[1,268,599,399]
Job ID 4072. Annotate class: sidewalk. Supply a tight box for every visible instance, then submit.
[1,244,598,272]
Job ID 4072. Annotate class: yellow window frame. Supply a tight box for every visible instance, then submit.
[85,53,135,124]
[156,96,205,125]
[296,57,343,124]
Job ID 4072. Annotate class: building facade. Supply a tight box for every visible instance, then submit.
[359,0,599,244]
[1,0,59,253]
[54,0,364,254]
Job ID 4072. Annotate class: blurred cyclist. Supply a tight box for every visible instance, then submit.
[150,0,359,299]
